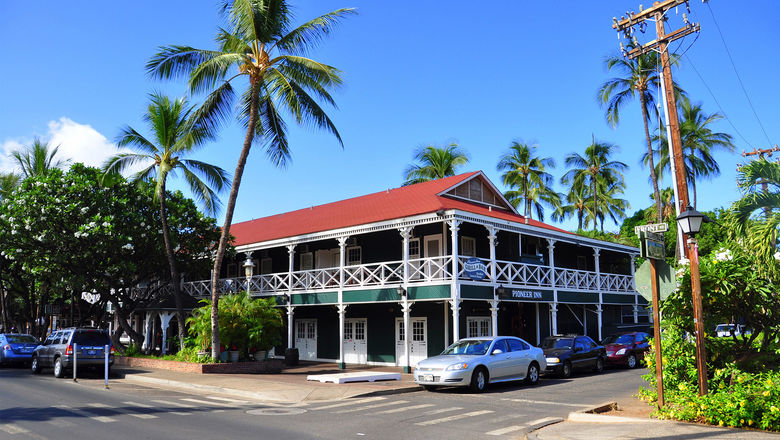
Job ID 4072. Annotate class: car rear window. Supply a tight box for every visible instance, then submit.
[6,335,38,343]
[72,331,110,346]
[541,338,573,349]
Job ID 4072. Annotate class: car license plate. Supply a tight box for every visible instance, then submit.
[422,374,434,382]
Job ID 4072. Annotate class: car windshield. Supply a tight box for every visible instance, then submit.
[541,338,573,349]
[73,331,110,346]
[442,339,492,356]
[716,325,734,332]
[6,335,37,344]
[603,334,634,344]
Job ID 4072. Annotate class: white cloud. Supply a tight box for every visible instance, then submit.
[0,117,125,175]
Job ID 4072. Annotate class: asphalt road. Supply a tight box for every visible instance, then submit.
[0,365,648,439]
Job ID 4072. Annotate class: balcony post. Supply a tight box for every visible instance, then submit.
[550,303,558,335]
[449,300,461,342]
[490,299,499,337]
[448,220,462,341]
[338,237,349,369]
[630,254,639,322]
[402,301,411,373]
[596,305,603,341]
[337,304,347,369]
[486,227,497,283]
[286,245,295,349]
[547,239,556,287]
[594,248,602,340]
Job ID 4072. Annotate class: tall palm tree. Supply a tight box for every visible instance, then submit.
[648,97,735,209]
[147,0,354,360]
[562,137,628,232]
[11,138,70,178]
[403,143,468,185]
[497,141,560,221]
[598,49,665,223]
[730,158,780,268]
[552,181,590,230]
[592,181,629,232]
[103,93,228,350]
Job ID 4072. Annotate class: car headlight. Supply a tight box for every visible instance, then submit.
[445,362,468,371]
[546,357,560,363]
[616,348,627,356]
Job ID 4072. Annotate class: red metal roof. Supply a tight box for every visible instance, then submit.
[230,172,571,246]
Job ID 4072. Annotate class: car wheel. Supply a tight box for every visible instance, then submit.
[561,361,572,378]
[470,367,488,393]
[31,356,41,374]
[627,354,637,369]
[594,356,604,374]
[526,363,540,385]
[53,357,64,378]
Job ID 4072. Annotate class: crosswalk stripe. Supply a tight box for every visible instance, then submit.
[415,410,494,426]
[130,413,158,419]
[422,407,462,415]
[47,419,76,427]
[55,405,116,423]
[123,401,154,408]
[333,400,408,414]
[206,396,250,405]
[485,425,526,436]
[500,398,590,408]
[180,398,236,407]
[376,404,434,414]
[311,396,385,410]
[0,424,29,434]
[152,399,196,408]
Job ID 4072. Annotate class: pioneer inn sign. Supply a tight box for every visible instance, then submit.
[183,171,647,370]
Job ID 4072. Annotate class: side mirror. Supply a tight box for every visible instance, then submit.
[491,349,504,355]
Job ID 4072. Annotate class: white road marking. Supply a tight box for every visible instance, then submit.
[376,404,434,414]
[415,409,494,426]
[206,396,250,405]
[500,398,591,408]
[311,397,385,410]
[422,407,462,415]
[180,398,236,407]
[55,405,116,423]
[333,400,408,414]
[47,419,76,427]
[485,425,526,436]
[122,401,158,418]
[0,424,29,434]
[152,399,196,408]
[122,401,154,408]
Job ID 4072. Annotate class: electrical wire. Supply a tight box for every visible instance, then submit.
[705,1,773,146]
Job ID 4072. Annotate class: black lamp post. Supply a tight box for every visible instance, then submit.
[676,205,709,395]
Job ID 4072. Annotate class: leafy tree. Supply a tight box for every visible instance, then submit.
[104,92,228,350]
[403,143,469,186]
[553,181,590,230]
[10,138,70,178]
[562,137,627,231]
[147,0,354,360]
[497,141,560,221]
[587,180,629,232]
[0,173,19,200]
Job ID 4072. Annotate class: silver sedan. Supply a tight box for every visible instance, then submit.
[413,336,546,392]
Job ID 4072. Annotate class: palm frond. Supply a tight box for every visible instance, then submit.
[275,8,357,54]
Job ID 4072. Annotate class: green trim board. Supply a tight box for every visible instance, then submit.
[602,293,637,304]
[291,291,338,305]
[343,288,401,303]
[556,290,599,304]
[497,287,554,302]
[408,285,450,300]
[460,284,494,300]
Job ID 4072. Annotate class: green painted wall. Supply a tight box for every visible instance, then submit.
[603,293,636,304]
[557,291,599,303]
[408,285,450,300]
[461,285,494,300]
[343,288,401,303]
[291,291,338,305]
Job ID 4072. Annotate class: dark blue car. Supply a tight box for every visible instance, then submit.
[0,333,40,366]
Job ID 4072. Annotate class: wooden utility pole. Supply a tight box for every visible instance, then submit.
[613,0,709,396]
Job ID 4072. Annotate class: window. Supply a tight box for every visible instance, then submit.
[492,339,509,353]
[260,258,272,275]
[347,246,362,265]
[467,317,491,337]
[354,321,365,341]
[409,238,420,259]
[507,338,530,352]
[412,320,425,342]
[461,236,476,257]
[300,253,313,271]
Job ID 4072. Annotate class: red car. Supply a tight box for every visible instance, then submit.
[602,331,650,369]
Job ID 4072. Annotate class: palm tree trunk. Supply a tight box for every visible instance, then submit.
[577,210,583,230]
[158,179,187,352]
[209,78,261,361]
[691,171,697,209]
[641,94,663,223]
[592,180,598,232]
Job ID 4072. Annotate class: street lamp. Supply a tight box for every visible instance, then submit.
[676,205,709,395]
[243,257,254,293]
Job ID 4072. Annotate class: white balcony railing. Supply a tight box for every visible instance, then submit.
[182,255,635,297]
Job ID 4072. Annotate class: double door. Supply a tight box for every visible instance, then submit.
[395,317,427,367]
[295,320,317,361]
[343,318,367,364]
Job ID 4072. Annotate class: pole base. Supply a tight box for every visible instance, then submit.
[403,366,411,374]
[337,362,346,370]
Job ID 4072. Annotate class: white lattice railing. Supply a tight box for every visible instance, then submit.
[343,261,404,287]
[407,256,453,283]
[494,259,554,286]
[554,268,599,290]
[600,273,634,292]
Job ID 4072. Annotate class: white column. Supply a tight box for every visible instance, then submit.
[583,304,588,337]
[547,239,556,286]
[402,300,411,372]
[550,303,558,335]
[143,312,152,351]
[399,227,412,290]
[160,312,174,355]
[286,245,296,349]
[548,239,558,336]
[338,237,348,368]
[338,304,347,368]
[444,301,450,346]
[448,220,461,341]
[596,305,603,341]
[594,248,602,340]
[634,304,640,324]
[490,299,499,336]
[630,254,639,323]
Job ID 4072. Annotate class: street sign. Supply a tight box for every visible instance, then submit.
[640,231,666,260]
[635,259,676,302]
[634,223,668,234]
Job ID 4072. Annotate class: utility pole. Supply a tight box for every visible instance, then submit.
[613,0,708,396]
[741,146,780,218]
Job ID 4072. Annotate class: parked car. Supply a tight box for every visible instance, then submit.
[715,324,752,338]
[0,333,39,366]
[602,331,650,369]
[31,328,114,378]
[541,335,605,378]
[413,336,546,393]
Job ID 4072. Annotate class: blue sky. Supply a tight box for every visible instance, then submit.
[1,1,778,232]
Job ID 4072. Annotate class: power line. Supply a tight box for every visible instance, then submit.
[705,1,773,146]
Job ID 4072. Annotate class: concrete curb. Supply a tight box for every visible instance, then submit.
[351,385,424,398]
[521,417,565,439]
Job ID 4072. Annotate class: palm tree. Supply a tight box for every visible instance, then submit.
[147,0,354,360]
[11,138,70,178]
[0,173,20,200]
[497,141,560,221]
[403,143,468,185]
[562,137,627,231]
[552,181,590,230]
[103,92,228,350]
[598,49,665,223]
[648,97,735,209]
[731,158,780,262]
[592,181,629,232]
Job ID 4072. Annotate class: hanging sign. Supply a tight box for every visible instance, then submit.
[464,257,488,281]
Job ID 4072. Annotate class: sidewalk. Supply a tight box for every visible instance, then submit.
[115,361,420,404]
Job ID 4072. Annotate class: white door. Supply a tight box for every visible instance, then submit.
[424,234,443,278]
[395,317,428,367]
[467,317,491,337]
[295,319,317,360]
[408,238,421,280]
[344,318,368,364]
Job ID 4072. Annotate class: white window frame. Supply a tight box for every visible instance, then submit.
[461,236,476,257]
[346,246,362,265]
[466,316,491,337]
